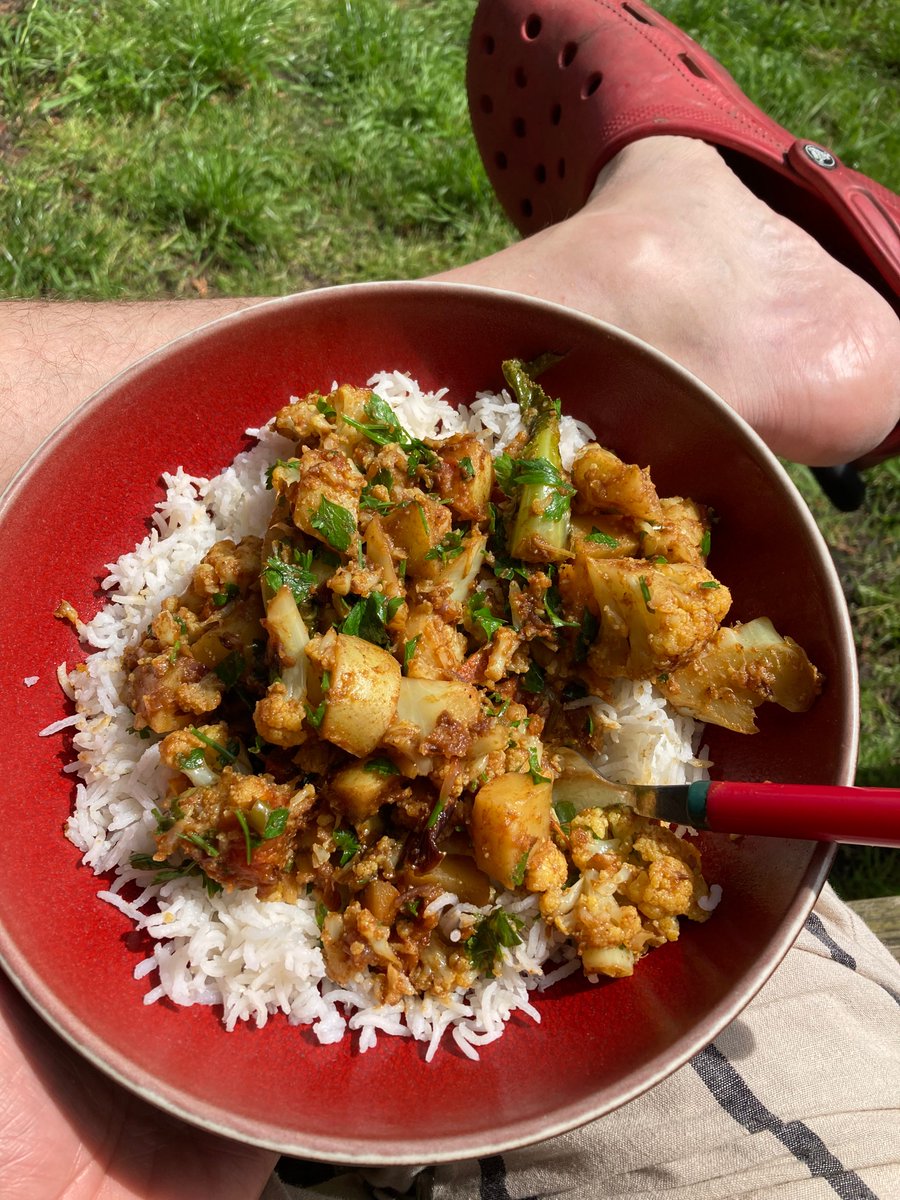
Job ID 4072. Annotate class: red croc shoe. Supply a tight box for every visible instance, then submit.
[467,0,900,313]
[467,0,900,480]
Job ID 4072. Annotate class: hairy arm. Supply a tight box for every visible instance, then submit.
[0,299,264,494]
[0,971,278,1200]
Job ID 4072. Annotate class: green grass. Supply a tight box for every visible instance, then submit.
[0,0,897,896]
[787,460,900,899]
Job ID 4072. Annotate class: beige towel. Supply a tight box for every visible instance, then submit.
[263,884,900,1200]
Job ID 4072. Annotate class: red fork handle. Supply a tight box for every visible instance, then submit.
[699,781,900,847]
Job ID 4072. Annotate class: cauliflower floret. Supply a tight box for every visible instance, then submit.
[524,837,568,892]
[155,769,314,894]
[658,617,823,733]
[127,652,219,734]
[571,444,664,523]
[620,854,697,920]
[159,722,231,774]
[173,672,226,716]
[639,497,710,566]
[253,680,307,748]
[559,555,732,678]
[403,606,467,679]
[271,395,333,444]
[192,536,263,599]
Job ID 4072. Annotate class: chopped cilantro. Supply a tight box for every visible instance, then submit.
[129,852,222,895]
[180,831,220,857]
[425,529,466,564]
[263,550,317,605]
[493,453,575,496]
[553,799,577,834]
[214,650,245,689]
[699,580,721,589]
[310,496,355,553]
[466,909,524,975]
[468,590,506,641]
[527,746,551,784]
[510,850,529,888]
[212,582,239,607]
[342,394,437,472]
[364,757,400,776]
[360,469,396,515]
[543,588,579,629]
[426,798,445,830]
[334,828,360,866]
[542,490,572,522]
[459,456,475,479]
[178,747,206,773]
[638,575,655,612]
[522,662,545,694]
[316,394,337,418]
[403,635,420,674]
[700,528,712,557]
[262,807,290,839]
[340,591,403,648]
[492,555,531,582]
[586,528,619,548]
[188,726,238,765]
[265,458,301,490]
[234,809,254,864]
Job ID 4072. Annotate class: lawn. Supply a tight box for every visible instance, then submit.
[1,0,897,895]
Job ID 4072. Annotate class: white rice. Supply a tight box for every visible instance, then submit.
[55,370,708,1057]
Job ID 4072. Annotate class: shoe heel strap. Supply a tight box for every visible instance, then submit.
[787,141,900,297]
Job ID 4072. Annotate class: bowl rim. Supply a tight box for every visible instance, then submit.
[0,280,858,1163]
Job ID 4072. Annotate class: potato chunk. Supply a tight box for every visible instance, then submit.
[381,496,452,578]
[307,630,401,757]
[430,433,493,521]
[471,772,552,889]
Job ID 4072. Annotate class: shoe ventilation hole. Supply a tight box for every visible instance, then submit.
[678,52,707,79]
[524,14,542,39]
[480,94,493,114]
[582,72,602,97]
[550,102,562,125]
[482,34,496,55]
[521,198,534,219]
[622,3,653,23]
[495,150,508,170]
[560,42,578,68]
[534,163,547,183]
[513,116,527,138]
[557,157,566,180]
[514,66,527,88]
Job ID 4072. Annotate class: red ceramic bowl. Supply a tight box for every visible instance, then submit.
[0,282,856,1164]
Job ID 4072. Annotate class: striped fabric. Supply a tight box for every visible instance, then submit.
[266,885,900,1200]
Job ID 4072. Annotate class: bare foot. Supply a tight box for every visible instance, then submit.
[433,136,900,466]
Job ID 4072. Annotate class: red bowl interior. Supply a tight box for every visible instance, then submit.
[0,282,856,1163]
